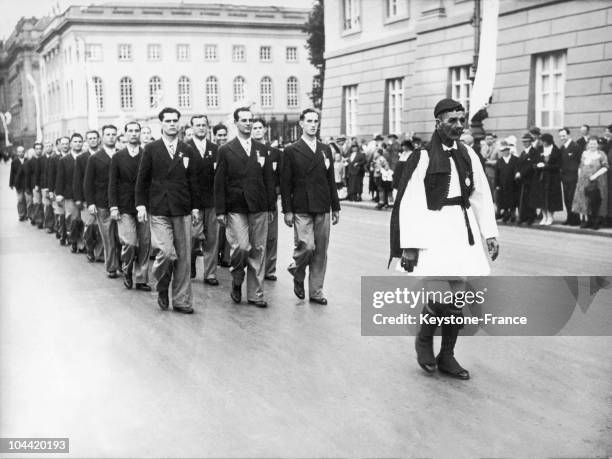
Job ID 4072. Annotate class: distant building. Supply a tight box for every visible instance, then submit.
[0,17,48,149]
[37,3,316,142]
[321,0,612,141]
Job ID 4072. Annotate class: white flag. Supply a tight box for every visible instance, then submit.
[26,74,43,142]
[469,0,500,116]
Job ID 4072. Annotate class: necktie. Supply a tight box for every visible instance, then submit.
[168,144,174,157]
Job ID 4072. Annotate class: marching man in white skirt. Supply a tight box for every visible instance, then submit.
[389,98,500,380]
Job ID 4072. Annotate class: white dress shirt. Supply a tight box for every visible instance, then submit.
[301,135,317,153]
[162,137,178,158]
[238,136,251,156]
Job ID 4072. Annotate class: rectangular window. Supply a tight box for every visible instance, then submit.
[118,44,132,61]
[177,44,190,61]
[286,46,297,62]
[204,44,218,61]
[343,0,361,32]
[387,78,404,134]
[343,85,358,136]
[232,45,246,62]
[147,44,161,61]
[260,46,271,62]
[450,65,472,117]
[85,44,102,61]
[385,0,408,19]
[535,51,566,129]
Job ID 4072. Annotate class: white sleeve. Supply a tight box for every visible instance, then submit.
[467,146,499,239]
[399,153,433,249]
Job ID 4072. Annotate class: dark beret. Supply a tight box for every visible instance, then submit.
[434,98,465,118]
[521,133,534,141]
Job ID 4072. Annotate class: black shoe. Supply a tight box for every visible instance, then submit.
[248,300,268,308]
[46,228,54,234]
[265,274,277,281]
[190,254,197,279]
[231,283,242,303]
[158,290,169,310]
[135,283,152,291]
[70,241,78,253]
[294,280,305,300]
[107,271,118,279]
[437,325,470,380]
[30,220,37,226]
[219,260,231,268]
[415,310,438,374]
[37,224,44,229]
[309,297,327,305]
[204,278,219,286]
[173,305,194,314]
[123,273,133,290]
[19,216,26,221]
[86,251,95,263]
[60,237,67,246]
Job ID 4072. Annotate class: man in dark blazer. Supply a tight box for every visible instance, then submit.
[77,130,104,261]
[576,124,590,152]
[187,114,219,285]
[56,133,84,250]
[214,107,276,307]
[40,141,56,231]
[31,142,45,228]
[8,145,27,221]
[48,137,70,239]
[22,148,36,224]
[251,117,282,281]
[280,108,340,305]
[109,121,151,291]
[135,107,198,313]
[84,125,120,277]
[558,127,582,225]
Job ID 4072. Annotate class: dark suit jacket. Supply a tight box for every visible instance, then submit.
[280,138,340,214]
[267,145,282,192]
[214,137,276,214]
[559,140,582,178]
[187,138,218,209]
[347,152,367,177]
[84,150,113,208]
[46,154,60,193]
[36,155,49,189]
[135,138,196,217]
[73,151,91,202]
[22,159,35,191]
[55,154,76,199]
[576,136,588,152]
[109,147,142,215]
[9,157,26,191]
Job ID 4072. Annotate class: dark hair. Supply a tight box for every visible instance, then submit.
[213,123,228,135]
[607,124,612,132]
[252,117,267,128]
[529,126,541,137]
[124,121,141,132]
[558,127,570,135]
[299,108,319,121]
[401,140,414,150]
[85,129,100,139]
[349,142,359,151]
[582,124,590,131]
[158,107,181,122]
[540,133,554,145]
[588,135,599,143]
[33,142,43,149]
[189,114,209,126]
[70,133,83,141]
[101,124,118,135]
[233,107,252,122]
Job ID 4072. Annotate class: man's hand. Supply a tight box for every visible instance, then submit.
[216,214,227,226]
[191,209,201,226]
[332,211,340,225]
[401,249,419,272]
[88,204,97,215]
[137,206,148,223]
[110,208,120,220]
[284,212,294,227]
[487,237,499,261]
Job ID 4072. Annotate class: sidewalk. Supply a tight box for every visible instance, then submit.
[340,198,612,238]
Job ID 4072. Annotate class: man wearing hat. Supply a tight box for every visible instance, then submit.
[495,140,520,222]
[516,133,538,225]
[389,98,499,380]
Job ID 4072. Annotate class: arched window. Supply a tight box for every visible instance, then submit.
[287,76,299,108]
[260,76,273,108]
[148,76,162,108]
[233,76,245,103]
[206,76,219,108]
[178,76,191,108]
[120,76,133,109]
[92,76,104,111]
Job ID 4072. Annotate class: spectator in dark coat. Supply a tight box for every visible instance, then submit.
[494,141,519,222]
[529,133,562,225]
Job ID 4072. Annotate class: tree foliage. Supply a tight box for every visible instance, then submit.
[303,0,324,109]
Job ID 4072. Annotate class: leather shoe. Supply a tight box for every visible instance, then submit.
[265,274,277,281]
[248,300,268,308]
[293,279,305,300]
[204,278,219,286]
[70,241,78,253]
[158,290,169,310]
[86,251,95,263]
[230,283,242,303]
[107,271,118,279]
[173,305,194,314]
[309,297,328,305]
[135,283,152,291]
[123,274,133,289]
[46,228,55,234]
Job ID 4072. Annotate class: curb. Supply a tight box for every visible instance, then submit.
[339,200,612,238]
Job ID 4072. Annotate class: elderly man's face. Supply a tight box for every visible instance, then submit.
[436,110,465,142]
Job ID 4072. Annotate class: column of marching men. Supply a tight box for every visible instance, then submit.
[8,106,341,313]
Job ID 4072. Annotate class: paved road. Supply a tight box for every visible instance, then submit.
[1,162,611,458]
